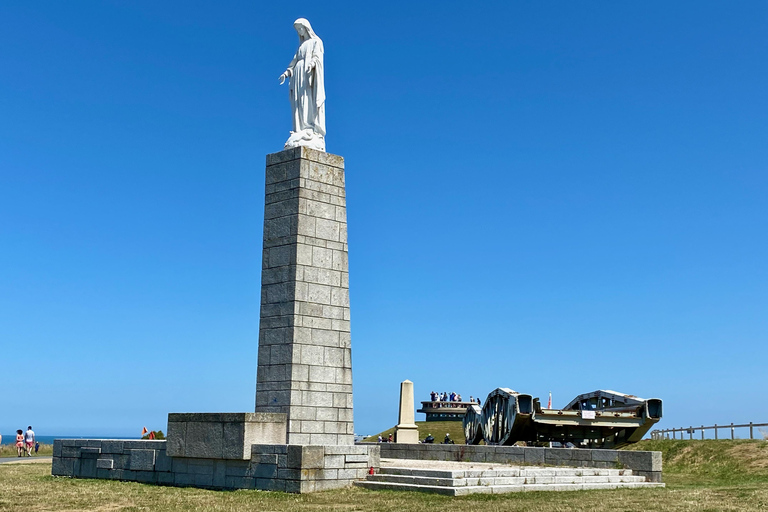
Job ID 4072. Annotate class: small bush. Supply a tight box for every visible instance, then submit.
[141,430,165,440]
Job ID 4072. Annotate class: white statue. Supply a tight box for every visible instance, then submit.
[279,18,326,152]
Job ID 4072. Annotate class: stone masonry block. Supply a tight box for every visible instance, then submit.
[52,457,75,476]
[186,421,223,459]
[253,463,278,479]
[213,460,227,488]
[618,450,662,472]
[80,447,101,459]
[544,448,574,463]
[96,458,114,470]
[323,455,345,469]
[128,450,156,471]
[100,440,125,454]
[168,413,286,460]
[591,449,620,462]
[187,460,215,475]
[302,446,324,469]
[155,451,172,472]
[524,448,546,465]
[61,446,80,458]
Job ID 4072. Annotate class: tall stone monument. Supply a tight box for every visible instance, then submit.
[254,146,353,446]
[51,18,379,493]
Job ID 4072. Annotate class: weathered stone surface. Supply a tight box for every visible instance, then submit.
[618,450,662,472]
[96,458,114,470]
[376,443,660,479]
[167,412,286,459]
[50,438,385,493]
[101,440,125,454]
[52,457,74,476]
[255,147,354,445]
[128,450,156,471]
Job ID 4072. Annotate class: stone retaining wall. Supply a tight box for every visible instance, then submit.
[376,443,662,482]
[52,439,379,492]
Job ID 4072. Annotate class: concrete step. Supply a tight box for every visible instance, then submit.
[379,466,636,479]
[368,472,647,488]
[354,479,665,496]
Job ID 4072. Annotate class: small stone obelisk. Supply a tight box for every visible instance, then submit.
[394,380,420,444]
[254,146,353,446]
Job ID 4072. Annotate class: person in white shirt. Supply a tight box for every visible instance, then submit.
[24,426,36,457]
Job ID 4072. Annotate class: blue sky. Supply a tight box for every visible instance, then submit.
[1,1,766,439]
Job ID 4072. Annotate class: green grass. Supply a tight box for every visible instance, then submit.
[0,443,53,457]
[362,420,467,444]
[1,440,767,511]
[626,439,768,487]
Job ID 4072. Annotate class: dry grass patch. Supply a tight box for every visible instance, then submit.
[1,460,768,512]
[2,440,768,511]
[0,444,53,458]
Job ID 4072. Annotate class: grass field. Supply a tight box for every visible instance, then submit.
[362,420,466,444]
[0,443,53,458]
[1,440,767,511]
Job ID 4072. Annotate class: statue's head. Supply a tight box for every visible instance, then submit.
[293,18,316,42]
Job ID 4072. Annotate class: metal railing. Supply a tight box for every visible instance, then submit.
[651,422,768,440]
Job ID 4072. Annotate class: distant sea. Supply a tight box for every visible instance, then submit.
[1,435,139,445]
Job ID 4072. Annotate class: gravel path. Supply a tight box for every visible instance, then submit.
[0,456,52,464]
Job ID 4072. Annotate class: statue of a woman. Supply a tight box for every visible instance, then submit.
[279,18,326,152]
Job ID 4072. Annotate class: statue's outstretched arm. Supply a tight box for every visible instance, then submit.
[279,52,299,84]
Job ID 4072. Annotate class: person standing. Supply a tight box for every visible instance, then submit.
[24,426,36,457]
[15,430,25,457]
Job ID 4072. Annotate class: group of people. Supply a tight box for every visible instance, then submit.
[428,391,482,407]
[377,434,394,443]
[12,426,38,457]
[429,391,463,405]
[421,433,454,444]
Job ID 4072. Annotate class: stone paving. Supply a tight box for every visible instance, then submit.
[356,458,665,495]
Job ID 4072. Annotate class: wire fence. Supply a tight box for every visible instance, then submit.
[651,422,768,440]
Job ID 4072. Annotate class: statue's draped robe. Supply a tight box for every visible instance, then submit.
[287,37,325,138]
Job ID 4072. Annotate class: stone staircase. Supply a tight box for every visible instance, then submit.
[354,461,665,496]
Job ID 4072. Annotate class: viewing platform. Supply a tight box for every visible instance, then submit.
[417,401,478,421]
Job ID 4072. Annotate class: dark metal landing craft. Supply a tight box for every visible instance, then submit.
[464,389,662,449]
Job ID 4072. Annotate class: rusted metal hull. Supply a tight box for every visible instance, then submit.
[464,389,662,449]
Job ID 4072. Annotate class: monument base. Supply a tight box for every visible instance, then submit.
[51,438,380,493]
[377,443,663,483]
[51,411,380,493]
[394,424,420,444]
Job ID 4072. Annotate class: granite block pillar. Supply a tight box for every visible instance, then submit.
[255,146,353,446]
